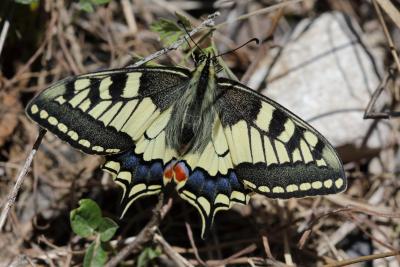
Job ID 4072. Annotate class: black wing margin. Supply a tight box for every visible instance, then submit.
[215,78,346,199]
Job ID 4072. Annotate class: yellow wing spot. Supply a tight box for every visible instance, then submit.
[67,131,78,141]
[69,89,89,108]
[275,141,290,163]
[106,148,120,153]
[78,139,90,147]
[312,181,323,189]
[243,180,256,189]
[278,119,295,143]
[48,116,58,126]
[231,191,246,202]
[217,157,228,175]
[129,183,146,197]
[74,78,91,91]
[122,98,158,140]
[40,110,49,119]
[264,137,278,165]
[286,184,298,192]
[272,186,285,193]
[215,194,230,205]
[109,100,139,131]
[231,121,252,163]
[335,178,344,188]
[122,73,142,98]
[304,131,318,147]
[324,179,333,188]
[300,140,314,163]
[148,185,162,190]
[99,77,113,99]
[79,99,91,112]
[104,161,120,173]
[197,197,211,216]
[224,127,238,164]
[57,123,68,133]
[208,148,219,177]
[92,146,104,152]
[135,136,149,154]
[143,138,156,162]
[182,190,196,200]
[255,102,274,132]
[145,109,172,139]
[163,148,176,167]
[152,132,166,161]
[212,116,229,156]
[292,149,302,162]
[88,100,112,119]
[316,159,327,167]
[196,143,218,175]
[258,186,270,193]
[30,104,39,114]
[55,96,66,105]
[100,101,123,126]
[117,171,132,182]
[300,183,311,191]
[250,128,265,163]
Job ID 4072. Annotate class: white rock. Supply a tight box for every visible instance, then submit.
[251,12,390,148]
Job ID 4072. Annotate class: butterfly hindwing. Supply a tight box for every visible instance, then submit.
[215,78,346,198]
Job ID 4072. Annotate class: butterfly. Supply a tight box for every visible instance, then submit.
[26,50,346,238]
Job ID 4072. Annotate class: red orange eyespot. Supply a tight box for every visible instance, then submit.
[173,162,188,182]
[163,161,176,180]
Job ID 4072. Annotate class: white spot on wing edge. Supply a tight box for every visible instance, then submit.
[30,104,39,114]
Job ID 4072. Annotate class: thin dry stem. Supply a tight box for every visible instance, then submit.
[0,128,47,231]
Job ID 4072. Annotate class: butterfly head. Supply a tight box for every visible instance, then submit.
[193,50,223,74]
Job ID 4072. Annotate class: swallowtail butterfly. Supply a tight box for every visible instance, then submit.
[26,51,346,237]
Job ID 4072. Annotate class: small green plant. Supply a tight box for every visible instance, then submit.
[137,246,162,267]
[150,13,192,47]
[70,199,118,267]
[79,0,111,13]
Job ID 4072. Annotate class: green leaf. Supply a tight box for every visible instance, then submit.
[84,241,108,267]
[79,1,94,12]
[70,199,102,237]
[137,247,162,267]
[150,18,184,46]
[98,217,118,242]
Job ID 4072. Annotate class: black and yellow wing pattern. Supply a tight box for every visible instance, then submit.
[26,55,346,238]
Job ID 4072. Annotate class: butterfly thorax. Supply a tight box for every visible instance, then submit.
[165,55,217,155]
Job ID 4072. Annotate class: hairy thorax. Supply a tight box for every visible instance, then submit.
[165,57,217,156]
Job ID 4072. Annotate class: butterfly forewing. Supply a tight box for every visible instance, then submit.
[26,67,190,155]
[215,78,346,198]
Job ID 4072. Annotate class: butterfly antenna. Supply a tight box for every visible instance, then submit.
[177,20,204,55]
[214,38,259,58]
